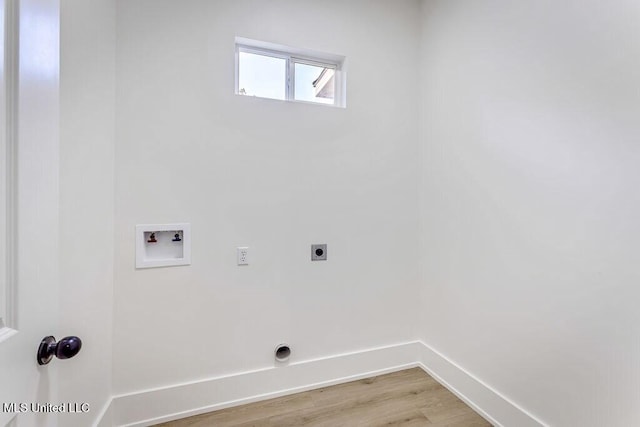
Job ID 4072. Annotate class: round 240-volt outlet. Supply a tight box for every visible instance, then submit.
[311,244,327,261]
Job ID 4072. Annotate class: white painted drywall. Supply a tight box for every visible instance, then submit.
[113,0,421,394]
[55,1,640,424]
[59,1,115,425]
[418,1,640,425]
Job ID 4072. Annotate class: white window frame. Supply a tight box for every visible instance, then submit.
[235,37,346,107]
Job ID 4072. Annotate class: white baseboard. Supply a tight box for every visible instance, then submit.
[417,341,547,427]
[110,341,422,426]
[94,398,114,427]
[98,340,546,427]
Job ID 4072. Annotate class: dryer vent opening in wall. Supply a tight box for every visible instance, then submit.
[275,344,291,363]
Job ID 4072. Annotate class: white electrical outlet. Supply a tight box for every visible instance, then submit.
[237,247,249,265]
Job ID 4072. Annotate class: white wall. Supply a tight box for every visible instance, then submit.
[113,0,421,394]
[59,1,115,425]
[418,1,640,426]
[55,1,640,425]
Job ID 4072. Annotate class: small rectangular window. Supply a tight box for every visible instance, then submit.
[235,37,345,107]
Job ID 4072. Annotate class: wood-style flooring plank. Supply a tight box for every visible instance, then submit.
[155,368,491,427]
[155,393,314,427]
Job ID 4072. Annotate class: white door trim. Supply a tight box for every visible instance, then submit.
[0,0,18,340]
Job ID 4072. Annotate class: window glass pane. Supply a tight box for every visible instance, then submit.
[238,51,286,100]
[294,62,334,105]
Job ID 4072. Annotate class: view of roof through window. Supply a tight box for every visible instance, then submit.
[296,62,334,104]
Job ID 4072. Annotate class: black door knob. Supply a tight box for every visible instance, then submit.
[37,336,82,365]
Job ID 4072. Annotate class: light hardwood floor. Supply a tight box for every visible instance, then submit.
[155,368,492,427]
